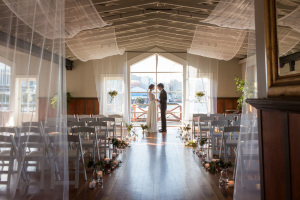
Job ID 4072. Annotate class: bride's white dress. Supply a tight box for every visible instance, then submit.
[146,91,157,132]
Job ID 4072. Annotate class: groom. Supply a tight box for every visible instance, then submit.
[156,83,167,133]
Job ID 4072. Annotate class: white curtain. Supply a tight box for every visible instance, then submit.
[234,1,260,199]
[185,54,218,122]
[0,0,68,198]
[93,53,129,123]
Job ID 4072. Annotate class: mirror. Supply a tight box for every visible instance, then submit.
[264,0,300,97]
[276,1,300,76]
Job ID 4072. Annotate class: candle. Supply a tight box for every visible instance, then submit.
[97,171,103,179]
[114,160,118,165]
[227,181,234,187]
[89,180,96,188]
[212,159,220,162]
[104,158,110,164]
[205,163,210,169]
[112,153,116,158]
[107,169,111,174]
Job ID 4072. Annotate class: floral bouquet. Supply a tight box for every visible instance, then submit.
[108,90,118,102]
[195,91,205,103]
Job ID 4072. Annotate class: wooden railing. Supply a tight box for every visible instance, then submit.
[131,104,182,122]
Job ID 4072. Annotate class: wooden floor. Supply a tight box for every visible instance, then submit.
[70,128,234,200]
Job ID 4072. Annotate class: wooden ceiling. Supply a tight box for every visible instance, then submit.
[0,0,298,61]
[65,0,300,61]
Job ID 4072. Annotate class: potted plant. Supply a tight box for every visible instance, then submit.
[140,124,148,134]
[185,139,198,153]
[108,90,118,103]
[199,138,207,149]
[218,160,233,185]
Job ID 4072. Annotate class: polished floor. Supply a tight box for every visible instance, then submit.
[70,128,233,200]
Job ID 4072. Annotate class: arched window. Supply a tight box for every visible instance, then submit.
[130,54,183,124]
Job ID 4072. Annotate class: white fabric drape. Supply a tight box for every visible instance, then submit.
[202,0,255,30]
[0,0,68,199]
[188,26,246,61]
[67,28,125,62]
[234,1,260,199]
[93,54,129,123]
[3,0,107,39]
[278,6,300,33]
[185,54,218,122]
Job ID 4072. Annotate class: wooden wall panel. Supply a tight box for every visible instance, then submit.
[261,110,285,200]
[289,113,300,200]
[39,97,237,119]
[216,98,239,113]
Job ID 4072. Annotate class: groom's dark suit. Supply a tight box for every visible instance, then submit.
[159,89,167,132]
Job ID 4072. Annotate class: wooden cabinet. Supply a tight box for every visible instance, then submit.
[247,98,300,200]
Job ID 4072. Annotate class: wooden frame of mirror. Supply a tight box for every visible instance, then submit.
[264,0,300,97]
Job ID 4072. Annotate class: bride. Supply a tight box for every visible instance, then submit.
[146,84,157,132]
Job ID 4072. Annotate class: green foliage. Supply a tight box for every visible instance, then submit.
[50,92,73,109]
[203,159,233,174]
[136,97,145,104]
[195,91,205,102]
[111,138,129,148]
[200,138,207,146]
[140,124,149,131]
[234,76,245,110]
[108,90,118,102]
[125,123,133,132]
[185,140,198,148]
[183,124,191,132]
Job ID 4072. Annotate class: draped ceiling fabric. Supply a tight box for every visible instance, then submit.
[278,27,300,55]
[278,6,300,33]
[66,28,125,62]
[3,0,108,39]
[202,0,255,30]
[1,0,68,198]
[188,26,246,61]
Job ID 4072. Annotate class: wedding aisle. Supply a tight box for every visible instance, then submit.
[69,128,233,200]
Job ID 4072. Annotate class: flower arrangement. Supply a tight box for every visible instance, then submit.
[195,91,205,102]
[111,138,129,149]
[108,90,118,102]
[183,124,191,133]
[185,140,198,148]
[140,124,149,133]
[202,159,233,174]
[87,157,122,174]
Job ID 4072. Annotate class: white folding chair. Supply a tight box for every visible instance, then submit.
[198,116,214,141]
[219,126,240,161]
[79,117,96,123]
[87,121,110,159]
[192,114,207,139]
[71,127,100,161]
[210,120,230,155]
[0,135,18,189]
[67,117,78,122]
[17,135,49,190]
[210,113,225,120]
[108,114,124,139]
[48,134,85,189]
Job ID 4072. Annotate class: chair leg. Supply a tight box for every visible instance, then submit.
[81,155,87,181]
[40,159,45,190]
[75,158,79,189]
